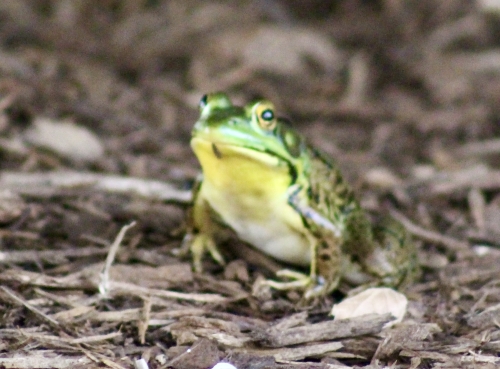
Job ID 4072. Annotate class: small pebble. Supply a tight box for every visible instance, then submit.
[212,363,237,369]
[134,358,149,369]
[24,117,104,163]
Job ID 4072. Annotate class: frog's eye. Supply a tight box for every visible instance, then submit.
[254,102,277,131]
[199,92,232,114]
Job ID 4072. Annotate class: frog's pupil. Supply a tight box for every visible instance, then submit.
[261,109,274,121]
[199,94,208,110]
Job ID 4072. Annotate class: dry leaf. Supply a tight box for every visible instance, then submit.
[331,288,408,328]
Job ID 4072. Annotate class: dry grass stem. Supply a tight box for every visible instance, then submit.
[99,221,136,296]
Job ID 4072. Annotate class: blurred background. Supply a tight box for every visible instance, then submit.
[1,0,499,185]
[2,1,500,366]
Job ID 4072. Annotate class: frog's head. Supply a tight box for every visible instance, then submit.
[191,92,306,164]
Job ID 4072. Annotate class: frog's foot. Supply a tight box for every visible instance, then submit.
[264,269,312,290]
[178,233,225,272]
[261,269,331,299]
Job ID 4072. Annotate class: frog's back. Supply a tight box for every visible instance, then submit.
[305,147,376,257]
[305,145,418,288]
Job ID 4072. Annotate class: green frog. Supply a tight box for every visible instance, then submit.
[183,92,418,298]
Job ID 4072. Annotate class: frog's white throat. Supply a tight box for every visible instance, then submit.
[192,137,312,266]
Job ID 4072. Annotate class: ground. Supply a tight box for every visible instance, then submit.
[0,1,500,368]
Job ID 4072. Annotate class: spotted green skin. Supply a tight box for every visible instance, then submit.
[185,92,418,298]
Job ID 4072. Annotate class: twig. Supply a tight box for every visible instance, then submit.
[138,297,152,344]
[425,168,500,195]
[17,329,123,345]
[0,230,39,241]
[389,209,470,253]
[271,341,343,361]
[0,246,108,265]
[256,313,392,347]
[99,221,136,296]
[0,171,192,202]
[468,188,486,232]
[109,281,228,303]
[0,353,92,368]
[458,138,500,156]
[96,355,129,369]
[70,331,122,344]
[0,267,227,303]
[0,286,60,328]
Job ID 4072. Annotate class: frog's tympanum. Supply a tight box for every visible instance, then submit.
[183,92,418,298]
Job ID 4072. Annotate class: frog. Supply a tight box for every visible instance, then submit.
[182,92,418,298]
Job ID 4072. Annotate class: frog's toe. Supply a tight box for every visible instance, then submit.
[257,269,310,291]
[261,270,334,299]
[260,269,321,296]
[206,238,225,266]
[276,269,310,281]
[188,234,225,273]
[263,278,311,291]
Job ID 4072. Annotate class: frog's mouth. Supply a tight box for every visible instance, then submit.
[191,122,273,152]
[194,137,277,165]
[192,137,298,185]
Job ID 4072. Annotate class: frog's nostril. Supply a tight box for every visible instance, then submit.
[212,143,222,159]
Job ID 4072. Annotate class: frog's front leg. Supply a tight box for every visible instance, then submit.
[181,191,225,272]
[269,184,343,298]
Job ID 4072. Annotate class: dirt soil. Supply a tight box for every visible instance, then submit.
[1,1,500,368]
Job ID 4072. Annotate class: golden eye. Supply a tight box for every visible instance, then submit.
[255,102,277,130]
